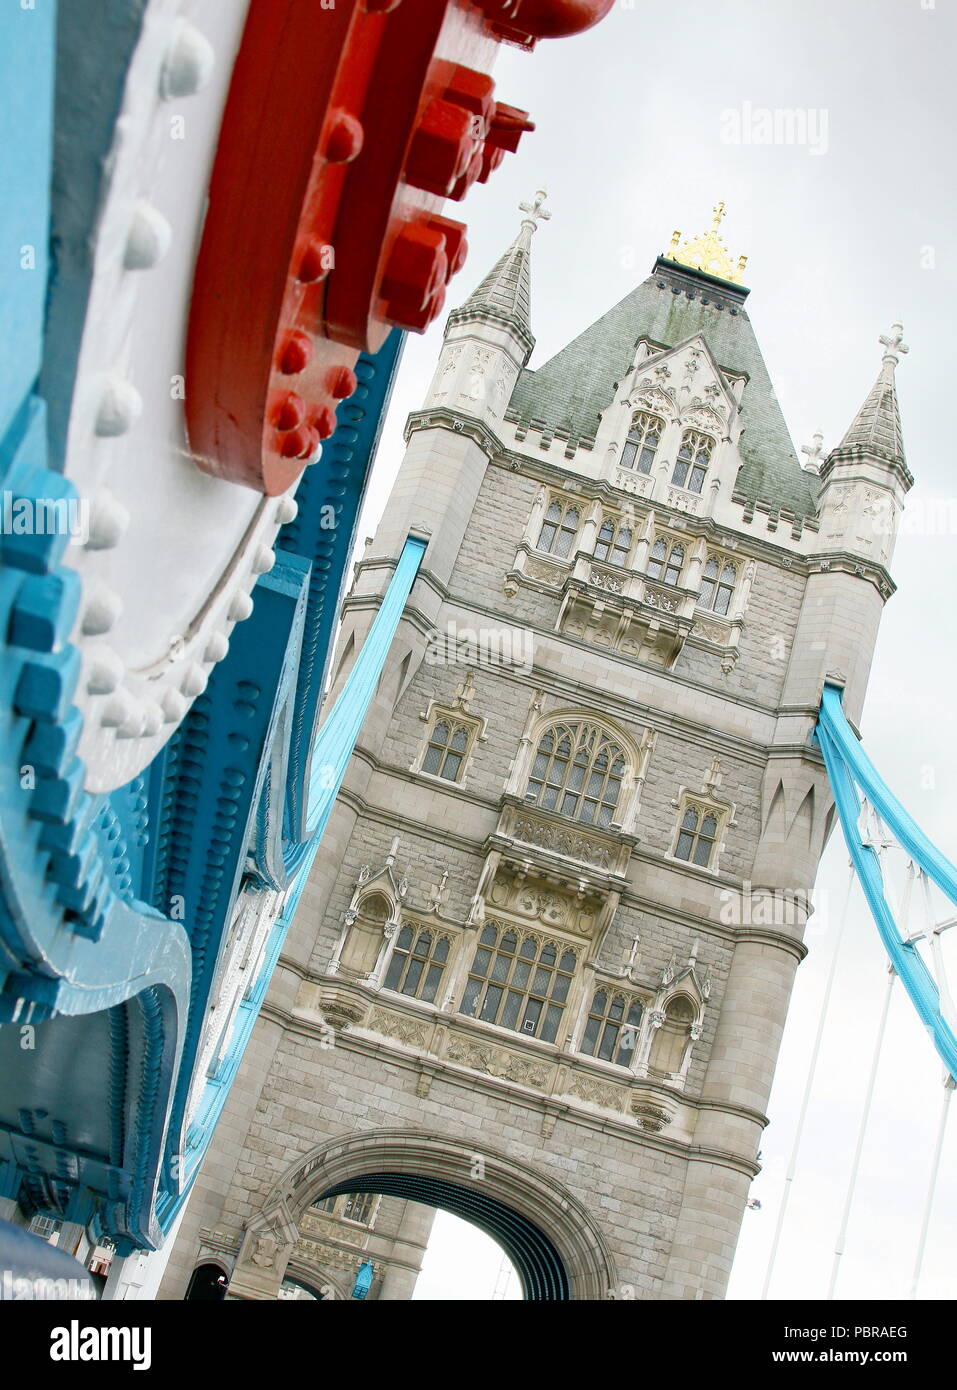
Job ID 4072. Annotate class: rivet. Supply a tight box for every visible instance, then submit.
[86,491,131,551]
[205,632,229,662]
[327,365,358,400]
[279,331,313,375]
[141,702,164,736]
[228,592,254,623]
[161,688,188,723]
[101,690,138,729]
[182,663,208,697]
[124,201,172,270]
[279,424,319,459]
[95,376,143,437]
[276,495,298,525]
[252,546,275,575]
[160,19,215,100]
[322,108,364,164]
[81,585,123,636]
[87,648,125,695]
[313,407,338,440]
[297,240,334,284]
[274,392,305,432]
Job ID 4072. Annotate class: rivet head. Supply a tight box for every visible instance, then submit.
[141,702,164,736]
[322,108,364,164]
[279,424,320,460]
[182,663,208,697]
[162,688,188,723]
[87,648,125,695]
[279,331,313,375]
[313,406,338,440]
[101,689,138,729]
[205,632,229,662]
[327,366,357,400]
[273,392,305,432]
[81,585,123,636]
[276,495,298,525]
[297,240,335,284]
[86,491,131,550]
[228,592,254,623]
[124,201,172,270]
[252,546,275,575]
[95,376,143,437]
[160,19,215,99]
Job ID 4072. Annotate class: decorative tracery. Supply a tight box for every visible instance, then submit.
[671,429,714,494]
[536,499,581,558]
[459,923,578,1042]
[697,554,737,615]
[525,721,628,828]
[620,412,664,474]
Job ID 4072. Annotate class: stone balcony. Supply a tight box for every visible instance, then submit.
[556,556,698,667]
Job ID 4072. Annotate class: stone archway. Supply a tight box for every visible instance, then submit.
[229,1129,618,1301]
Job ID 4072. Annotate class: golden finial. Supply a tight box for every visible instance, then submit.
[665,202,748,285]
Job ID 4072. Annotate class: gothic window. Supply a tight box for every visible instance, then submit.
[579,990,643,1066]
[525,722,627,828]
[671,430,714,494]
[697,555,737,616]
[593,518,633,567]
[648,995,696,1077]
[382,924,450,1003]
[646,538,685,586]
[459,924,577,1043]
[537,499,581,558]
[422,718,472,782]
[673,804,720,868]
[620,412,663,474]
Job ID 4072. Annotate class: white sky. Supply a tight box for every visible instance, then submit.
[350,0,957,1300]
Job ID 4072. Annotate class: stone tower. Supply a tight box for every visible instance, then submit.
[159,199,909,1301]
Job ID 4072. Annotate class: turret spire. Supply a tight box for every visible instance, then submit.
[833,321,909,471]
[446,188,550,355]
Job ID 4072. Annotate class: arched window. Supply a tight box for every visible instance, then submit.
[459,924,577,1043]
[697,556,737,615]
[383,924,450,1002]
[537,500,581,558]
[620,412,663,474]
[580,990,643,1065]
[526,722,627,828]
[646,538,684,586]
[422,719,471,781]
[674,805,720,868]
[671,430,713,494]
[593,518,633,567]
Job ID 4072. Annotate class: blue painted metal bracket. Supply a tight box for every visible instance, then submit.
[816,683,957,1080]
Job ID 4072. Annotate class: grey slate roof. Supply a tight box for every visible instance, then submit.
[835,365,906,468]
[508,258,820,519]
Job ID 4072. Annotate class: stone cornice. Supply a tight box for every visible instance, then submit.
[805,549,897,601]
[263,993,764,1179]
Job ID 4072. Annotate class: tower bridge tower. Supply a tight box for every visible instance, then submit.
[160,201,909,1300]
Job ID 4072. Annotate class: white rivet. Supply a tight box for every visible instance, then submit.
[81,584,124,635]
[160,19,215,99]
[95,375,143,437]
[124,200,172,270]
[182,663,208,697]
[252,546,275,575]
[87,648,125,695]
[86,490,131,550]
[117,707,147,739]
[141,702,164,736]
[228,592,253,623]
[102,690,138,728]
[205,632,229,663]
[162,688,188,723]
[276,495,298,525]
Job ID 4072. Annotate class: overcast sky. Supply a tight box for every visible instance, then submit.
[352,0,957,1300]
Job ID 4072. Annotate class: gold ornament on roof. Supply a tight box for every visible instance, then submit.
[666,202,748,285]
